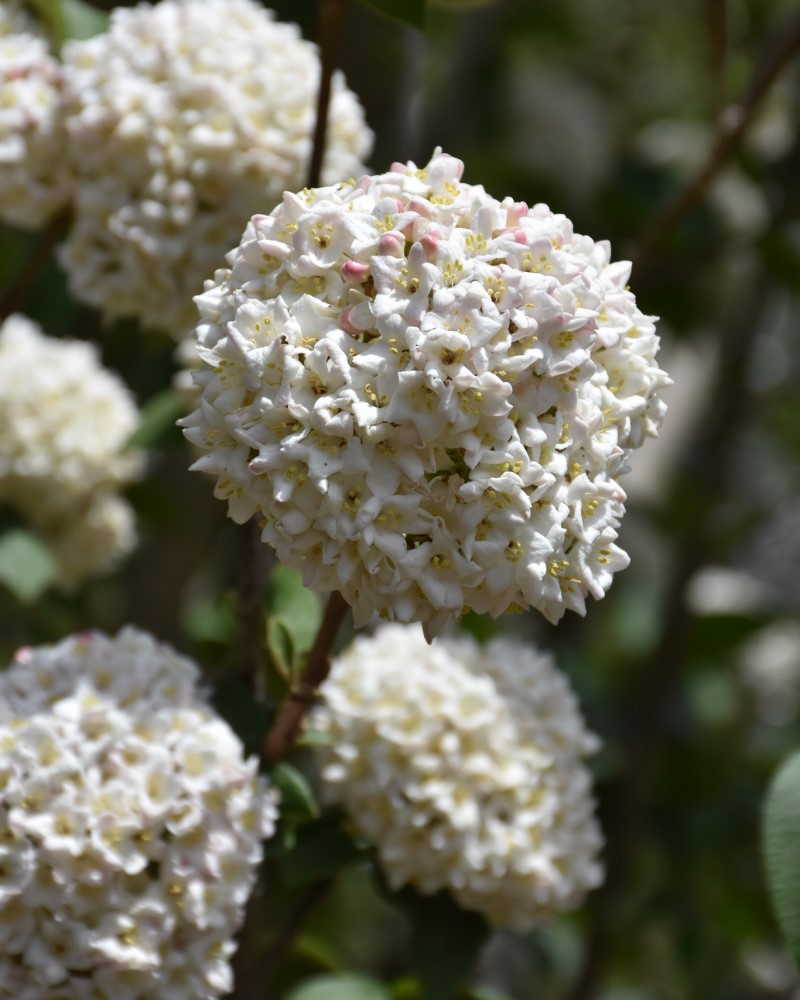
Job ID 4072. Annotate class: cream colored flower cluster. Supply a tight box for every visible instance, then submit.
[0,1,70,229]
[183,149,669,636]
[0,315,142,586]
[0,627,278,999]
[58,0,372,336]
[312,624,603,929]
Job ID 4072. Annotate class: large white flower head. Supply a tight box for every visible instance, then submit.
[59,0,373,337]
[183,149,670,636]
[312,624,603,929]
[0,314,142,585]
[0,1,71,229]
[0,626,278,999]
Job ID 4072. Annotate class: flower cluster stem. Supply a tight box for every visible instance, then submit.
[262,591,349,762]
[308,0,347,189]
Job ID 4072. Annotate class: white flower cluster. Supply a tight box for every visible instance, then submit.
[312,624,603,929]
[0,1,71,229]
[183,149,670,636]
[59,0,373,336]
[0,626,278,999]
[0,315,142,586]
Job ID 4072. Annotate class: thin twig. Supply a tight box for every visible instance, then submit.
[308,0,348,189]
[567,270,769,1000]
[262,591,349,762]
[0,208,71,322]
[262,879,335,988]
[634,7,800,271]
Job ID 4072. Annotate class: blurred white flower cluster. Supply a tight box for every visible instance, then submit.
[0,626,278,999]
[0,314,142,586]
[0,1,71,230]
[183,149,669,636]
[59,0,372,336]
[312,624,603,930]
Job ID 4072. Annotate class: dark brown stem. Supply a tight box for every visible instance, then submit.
[634,7,800,271]
[262,879,335,987]
[262,591,349,762]
[308,0,348,189]
[567,271,769,1000]
[238,517,264,690]
[230,877,266,1000]
[0,208,71,322]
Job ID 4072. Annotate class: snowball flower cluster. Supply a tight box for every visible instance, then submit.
[0,1,71,229]
[59,0,372,336]
[183,149,670,636]
[312,624,603,929]
[0,315,142,586]
[0,627,278,999]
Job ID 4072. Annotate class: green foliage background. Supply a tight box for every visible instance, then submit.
[2,0,800,997]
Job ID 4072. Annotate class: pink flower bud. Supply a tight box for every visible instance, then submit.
[342,260,370,283]
[378,233,404,256]
[506,201,529,227]
[420,233,439,260]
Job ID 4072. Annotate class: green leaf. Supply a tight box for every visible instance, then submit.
[354,0,425,29]
[271,761,320,822]
[0,529,58,603]
[280,813,366,887]
[181,594,236,644]
[764,751,800,961]
[125,389,185,450]
[393,888,489,1000]
[286,974,392,1000]
[267,617,294,682]
[297,726,334,748]
[61,0,108,40]
[210,678,271,756]
[27,0,108,49]
[266,565,323,657]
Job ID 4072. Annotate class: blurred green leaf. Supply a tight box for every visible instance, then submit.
[389,978,420,999]
[354,0,425,28]
[125,389,185,450]
[61,0,108,39]
[458,611,499,643]
[271,761,320,822]
[210,678,271,756]
[297,726,333,748]
[286,974,392,1000]
[394,888,489,1000]
[0,529,58,604]
[266,565,323,657]
[28,0,108,48]
[281,813,367,887]
[267,617,294,682]
[182,594,236,644]
[764,751,800,962]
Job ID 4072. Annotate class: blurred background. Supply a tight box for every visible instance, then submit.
[2,0,800,997]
